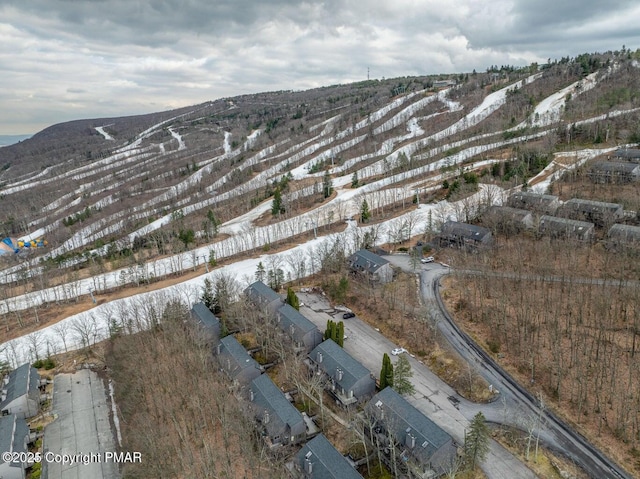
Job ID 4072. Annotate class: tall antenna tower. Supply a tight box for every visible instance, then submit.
[367,67,370,81]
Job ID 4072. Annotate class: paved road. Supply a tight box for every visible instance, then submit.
[299,292,537,479]
[386,254,633,479]
[43,369,121,479]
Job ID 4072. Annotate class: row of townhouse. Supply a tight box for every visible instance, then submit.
[590,148,640,184]
[191,285,365,478]
[0,364,43,479]
[508,191,626,227]
[191,280,457,478]
[479,192,640,243]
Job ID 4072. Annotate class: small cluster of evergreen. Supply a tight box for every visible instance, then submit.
[324,319,344,347]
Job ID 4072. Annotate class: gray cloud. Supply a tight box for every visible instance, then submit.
[0,0,638,134]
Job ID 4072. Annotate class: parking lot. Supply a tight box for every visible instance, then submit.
[43,369,121,479]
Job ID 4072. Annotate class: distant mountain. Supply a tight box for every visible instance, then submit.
[0,135,31,147]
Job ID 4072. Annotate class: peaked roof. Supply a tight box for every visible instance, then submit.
[250,374,304,430]
[245,281,281,306]
[276,304,318,337]
[441,221,491,240]
[485,205,532,220]
[613,148,640,159]
[510,191,558,202]
[367,387,452,465]
[295,433,364,479]
[0,414,28,464]
[562,198,623,212]
[349,249,389,272]
[1,363,39,409]
[608,223,640,240]
[539,215,594,231]
[591,161,640,173]
[218,335,261,374]
[310,339,372,392]
[191,302,220,330]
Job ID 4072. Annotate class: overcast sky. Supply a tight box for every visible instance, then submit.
[1,0,639,135]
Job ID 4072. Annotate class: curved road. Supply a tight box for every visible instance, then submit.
[386,256,632,479]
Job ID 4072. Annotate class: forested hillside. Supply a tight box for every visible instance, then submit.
[2,47,640,477]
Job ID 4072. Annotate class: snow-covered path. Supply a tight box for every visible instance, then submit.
[95,126,114,141]
[0,184,503,365]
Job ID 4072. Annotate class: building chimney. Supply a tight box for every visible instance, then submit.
[249,390,254,401]
[336,368,343,381]
[305,458,313,474]
[263,410,270,424]
[317,352,323,363]
[405,430,416,449]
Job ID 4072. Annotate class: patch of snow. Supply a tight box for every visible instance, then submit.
[223,131,232,154]
[169,127,186,150]
[17,228,46,242]
[95,126,114,141]
[108,380,122,447]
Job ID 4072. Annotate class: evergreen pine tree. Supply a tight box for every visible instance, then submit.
[286,287,300,310]
[322,170,334,198]
[271,187,284,215]
[200,278,215,311]
[464,412,490,471]
[392,355,415,395]
[255,262,266,282]
[360,199,371,223]
[380,353,394,389]
[337,321,344,347]
[324,320,335,341]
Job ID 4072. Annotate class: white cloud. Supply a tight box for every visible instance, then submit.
[0,0,638,134]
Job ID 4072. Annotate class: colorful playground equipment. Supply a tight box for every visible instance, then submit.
[0,237,47,255]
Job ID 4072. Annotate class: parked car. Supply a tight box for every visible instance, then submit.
[391,347,407,356]
[421,256,435,263]
[343,312,355,319]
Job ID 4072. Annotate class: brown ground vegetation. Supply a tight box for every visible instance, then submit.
[105,315,281,479]
[443,236,640,476]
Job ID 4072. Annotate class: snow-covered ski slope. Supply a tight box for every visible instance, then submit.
[2,58,640,362]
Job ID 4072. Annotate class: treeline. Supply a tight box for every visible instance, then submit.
[449,237,640,473]
[106,303,281,478]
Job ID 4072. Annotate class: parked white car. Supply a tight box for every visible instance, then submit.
[421,256,435,263]
[391,347,407,356]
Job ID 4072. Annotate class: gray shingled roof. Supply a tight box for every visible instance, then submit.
[218,336,261,375]
[276,304,318,339]
[310,339,372,393]
[349,249,389,273]
[0,363,39,410]
[191,302,220,330]
[591,161,640,174]
[295,433,364,479]
[367,387,452,465]
[441,221,491,241]
[0,414,28,465]
[250,374,304,432]
[539,215,594,234]
[562,198,623,213]
[510,191,558,202]
[608,223,640,242]
[613,148,640,160]
[485,205,532,221]
[508,191,559,213]
[245,281,281,306]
